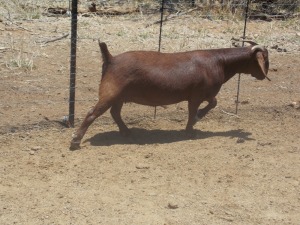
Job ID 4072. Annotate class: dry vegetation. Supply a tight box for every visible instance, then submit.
[0,1,300,225]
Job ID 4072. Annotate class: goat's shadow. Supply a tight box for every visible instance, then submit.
[84,128,254,147]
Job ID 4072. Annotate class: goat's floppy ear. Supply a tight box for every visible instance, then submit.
[256,51,271,81]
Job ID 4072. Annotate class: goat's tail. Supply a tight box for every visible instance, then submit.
[98,40,112,74]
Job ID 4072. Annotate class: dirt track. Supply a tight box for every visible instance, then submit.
[0,13,300,225]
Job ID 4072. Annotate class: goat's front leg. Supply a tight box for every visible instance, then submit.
[196,97,217,120]
[186,99,202,133]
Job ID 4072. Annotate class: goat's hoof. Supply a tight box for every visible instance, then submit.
[185,129,196,138]
[120,129,131,137]
[70,141,81,151]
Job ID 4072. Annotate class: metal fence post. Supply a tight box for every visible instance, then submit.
[68,0,78,127]
[154,0,166,119]
[235,0,250,114]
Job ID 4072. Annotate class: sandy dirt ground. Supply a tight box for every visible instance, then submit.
[0,10,300,225]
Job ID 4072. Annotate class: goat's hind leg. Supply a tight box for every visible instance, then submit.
[70,100,112,150]
[110,102,130,136]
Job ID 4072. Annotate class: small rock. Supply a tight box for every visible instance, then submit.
[241,100,249,105]
[167,203,179,209]
[257,141,272,146]
[144,153,153,159]
[288,101,300,109]
[57,193,64,199]
[148,192,157,196]
[236,138,245,143]
[271,45,278,49]
[277,48,287,52]
[31,146,42,151]
[88,3,96,12]
[29,151,35,155]
[136,164,150,169]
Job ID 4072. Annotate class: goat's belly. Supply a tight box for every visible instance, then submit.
[123,89,188,106]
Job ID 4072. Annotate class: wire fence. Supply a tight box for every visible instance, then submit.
[1,1,299,23]
[0,0,299,130]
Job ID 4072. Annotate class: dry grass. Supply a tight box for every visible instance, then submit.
[0,0,299,72]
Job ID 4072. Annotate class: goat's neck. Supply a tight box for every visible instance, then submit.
[222,49,252,83]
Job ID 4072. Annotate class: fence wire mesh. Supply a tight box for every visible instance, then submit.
[0,0,299,130]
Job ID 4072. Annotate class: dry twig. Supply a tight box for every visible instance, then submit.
[220,109,240,118]
[4,16,32,32]
[146,8,198,27]
[42,33,69,44]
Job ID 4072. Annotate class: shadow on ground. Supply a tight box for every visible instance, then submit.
[85,128,254,146]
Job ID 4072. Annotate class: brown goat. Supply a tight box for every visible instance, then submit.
[70,41,270,149]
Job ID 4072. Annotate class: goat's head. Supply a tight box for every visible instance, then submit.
[248,43,270,81]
